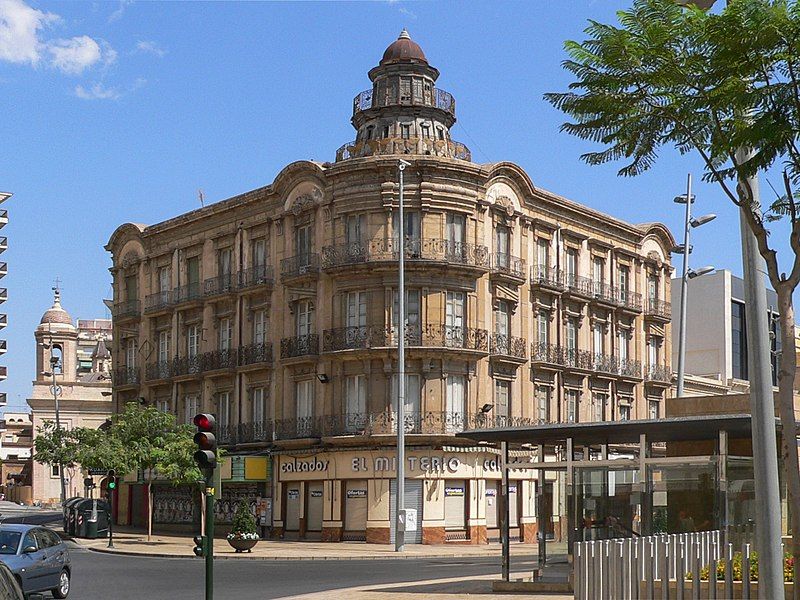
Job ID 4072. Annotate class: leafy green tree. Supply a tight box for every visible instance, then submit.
[73,427,133,475]
[229,499,258,538]
[108,402,200,541]
[32,421,81,497]
[545,0,800,563]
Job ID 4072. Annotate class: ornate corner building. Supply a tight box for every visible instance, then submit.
[0,191,9,407]
[106,32,675,544]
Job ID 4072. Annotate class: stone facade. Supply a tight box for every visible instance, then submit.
[106,32,674,542]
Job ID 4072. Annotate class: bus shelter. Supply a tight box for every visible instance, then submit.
[460,414,772,589]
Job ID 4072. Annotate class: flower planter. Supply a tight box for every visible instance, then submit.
[227,537,258,553]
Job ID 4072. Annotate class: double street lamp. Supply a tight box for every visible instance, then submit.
[673,173,716,398]
[41,342,66,506]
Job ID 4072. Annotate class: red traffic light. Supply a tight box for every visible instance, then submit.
[193,413,215,431]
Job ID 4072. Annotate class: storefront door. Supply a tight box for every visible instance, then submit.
[389,479,423,544]
[344,480,368,533]
[306,483,323,532]
[444,480,467,531]
[285,486,301,531]
[485,480,498,529]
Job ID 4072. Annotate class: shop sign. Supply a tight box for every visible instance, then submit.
[485,489,497,497]
[346,489,367,499]
[281,457,329,474]
[310,490,323,498]
[288,489,300,500]
[352,455,462,474]
[444,487,464,497]
[482,457,535,471]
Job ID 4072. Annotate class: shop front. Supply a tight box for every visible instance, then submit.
[272,447,558,544]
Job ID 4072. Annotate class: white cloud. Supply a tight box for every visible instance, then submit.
[48,35,103,74]
[107,0,133,24]
[398,6,417,20]
[0,0,59,66]
[74,81,120,100]
[135,40,164,57]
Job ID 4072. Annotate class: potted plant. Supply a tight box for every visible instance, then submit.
[226,500,259,553]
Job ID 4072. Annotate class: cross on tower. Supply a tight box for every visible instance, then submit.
[52,277,62,296]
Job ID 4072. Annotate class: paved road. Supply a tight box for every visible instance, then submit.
[0,501,61,527]
[65,544,536,600]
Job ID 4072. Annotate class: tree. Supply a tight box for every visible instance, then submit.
[545,0,800,569]
[32,421,80,498]
[108,402,200,541]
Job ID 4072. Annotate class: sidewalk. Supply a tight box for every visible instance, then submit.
[77,530,562,561]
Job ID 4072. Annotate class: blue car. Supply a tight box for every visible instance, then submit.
[0,525,70,598]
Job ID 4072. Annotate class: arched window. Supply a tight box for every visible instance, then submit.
[51,345,63,375]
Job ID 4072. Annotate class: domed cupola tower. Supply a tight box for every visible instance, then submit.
[34,288,78,382]
[336,30,471,162]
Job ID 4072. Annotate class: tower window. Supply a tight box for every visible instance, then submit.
[365,126,374,140]
[437,127,445,141]
[401,124,410,139]
[383,125,390,139]
[420,123,430,138]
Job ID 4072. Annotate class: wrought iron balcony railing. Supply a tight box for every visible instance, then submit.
[280,333,319,359]
[112,299,140,319]
[590,281,617,304]
[490,333,527,359]
[145,360,174,381]
[113,366,140,386]
[618,358,643,378]
[219,411,542,444]
[204,273,236,297]
[280,254,319,280]
[238,265,274,289]
[202,348,238,371]
[564,273,594,297]
[144,290,172,312]
[172,355,203,377]
[531,342,566,365]
[530,265,565,290]
[564,348,596,370]
[321,238,489,271]
[491,253,526,280]
[645,364,672,383]
[615,288,643,311]
[322,324,488,352]
[352,87,456,118]
[646,298,672,319]
[335,137,471,162]
[239,342,273,366]
[174,282,202,304]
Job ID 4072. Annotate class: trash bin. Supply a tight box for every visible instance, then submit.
[64,498,82,536]
[62,497,80,534]
[76,498,111,539]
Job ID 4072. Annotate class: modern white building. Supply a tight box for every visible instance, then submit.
[670,269,780,395]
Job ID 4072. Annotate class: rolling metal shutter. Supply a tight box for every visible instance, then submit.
[285,486,301,531]
[389,479,423,544]
[485,480,499,529]
[306,482,323,532]
[444,480,466,530]
[344,480,368,532]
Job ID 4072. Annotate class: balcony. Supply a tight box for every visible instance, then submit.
[204,274,236,298]
[112,299,140,320]
[530,265,565,291]
[238,265,274,290]
[618,358,643,379]
[172,355,203,377]
[490,253,526,285]
[0,315,7,329]
[0,393,5,406]
[335,137,471,162]
[113,366,140,387]
[645,364,672,385]
[202,348,238,372]
[589,281,617,306]
[145,361,174,381]
[239,342,273,367]
[531,342,567,368]
[280,254,319,281]
[564,274,594,299]
[0,210,7,226]
[321,238,489,273]
[0,288,7,303]
[489,333,527,362]
[144,290,172,313]
[174,282,202,305]
[615,288,643,312]
[0,262,7,278]
[231,411,541,444]
[0,340,6,355]
[322,324,488,353]
[280,334,319,359]
[0,237,7,252]
[352,87,457,119]
[645,298,672,321]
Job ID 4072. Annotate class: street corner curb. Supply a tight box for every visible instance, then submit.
[81,545,501,561]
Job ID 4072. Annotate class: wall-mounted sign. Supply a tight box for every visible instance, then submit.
[310,490,323,498]
[485,489,497,497]
[287,489,300,500]
[281,457,329,474]
[346,489,367,499]
[445,487,464,497]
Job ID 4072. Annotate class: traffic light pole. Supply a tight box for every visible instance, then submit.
[204,476,215,600]
[107,485,115,549]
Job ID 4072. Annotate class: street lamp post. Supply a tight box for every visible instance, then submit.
[395,159,410,553]
[47,349,67,505]
[673,174,716,397]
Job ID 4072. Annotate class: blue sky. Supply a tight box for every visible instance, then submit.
[0,0,786,412]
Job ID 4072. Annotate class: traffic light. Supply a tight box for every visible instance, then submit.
[106,469,117,495]
[193,413,217,472]
[193,535,205,557]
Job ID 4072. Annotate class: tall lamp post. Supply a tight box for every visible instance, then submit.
[673,174,716,397]
[395,159,411,552]
[41,341,66,505]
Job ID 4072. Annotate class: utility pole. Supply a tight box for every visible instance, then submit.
[737,147,784,599]
[49,341,66,505]
[395,159,410,552]
[676,174,693,398]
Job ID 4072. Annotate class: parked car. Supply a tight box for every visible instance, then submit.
[0,524,70,598]
[0,562,25,600]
